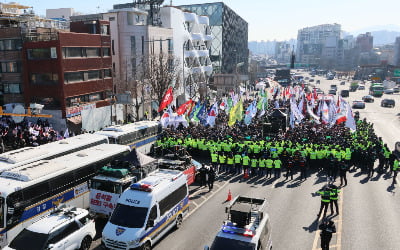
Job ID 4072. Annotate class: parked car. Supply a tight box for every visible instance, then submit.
[394,86,399,93]
[381,99,395,108]
[340,81,346,85]
[316,80,320,84]
[328,89,337,95]
[362,95,374,103]
[358,85,365,90]
[5,206,96,250]
[352,100,366,109]
[330,84,338,90]
[309,79,314,82]
[384,88,394,94]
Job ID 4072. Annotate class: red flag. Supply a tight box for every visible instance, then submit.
[176,99,193,115]
[158,87,173,112]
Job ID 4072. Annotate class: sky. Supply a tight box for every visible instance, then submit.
[10,0,400,41]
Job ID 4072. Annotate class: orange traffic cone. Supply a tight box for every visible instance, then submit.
[243,169,249,179]
[226,189,232,201]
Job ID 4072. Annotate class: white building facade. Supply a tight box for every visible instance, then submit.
[160,6,213,103]
[103,8,173,120]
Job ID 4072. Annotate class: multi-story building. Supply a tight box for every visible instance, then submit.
[160,6,213,102]
[356,32,373,53]
[179,2,248,94]
[395,37,400,66]
[22,19,113,132]
[296,24,341,67]
[0,2,69,106]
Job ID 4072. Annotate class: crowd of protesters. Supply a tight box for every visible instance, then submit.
[156,97,399,186]
[0,117,71,153]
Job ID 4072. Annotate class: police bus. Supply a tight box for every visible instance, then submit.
[0,133,109,173]
[95,121,162,154]
[0,143,131,248]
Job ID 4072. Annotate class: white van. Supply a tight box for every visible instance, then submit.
[102,169,189,250]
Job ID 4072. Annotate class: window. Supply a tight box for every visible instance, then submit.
[112,40,115,55]
[87,70,101,80]
[27,48,52,60]
[141,36,144,55]
[159,185,187,216]
[89,93,101,102]
[104,69,112,78]
[130,36,136,56]
[0,39,22,51]
[64,72,84,83]
[0,197,4,228]
[85,48,100,57]
[48,222,79,244]
[49,172,75,193]
[63,47,83,58]
[75,165,96,182]
[103,47,111,57]
[101,25,109,35]
[22,182,50,204]
[30,73,58,85]
[127,12,134,25]
[1,62,19,73]
[3,83,21,94]
[168,39,173,54]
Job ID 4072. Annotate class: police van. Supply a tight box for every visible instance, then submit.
[102,169,189,250]
[205,196,272,250]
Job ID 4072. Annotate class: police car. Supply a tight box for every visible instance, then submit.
[5,205,96,250]
[205,196,272,250]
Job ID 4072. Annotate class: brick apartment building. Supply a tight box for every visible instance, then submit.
[22,20,113,132]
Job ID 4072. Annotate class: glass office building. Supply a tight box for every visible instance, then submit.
[180,2,248,74]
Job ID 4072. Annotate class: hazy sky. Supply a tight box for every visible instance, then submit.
[13,0,400,41]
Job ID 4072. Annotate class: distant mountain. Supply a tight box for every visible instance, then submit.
[348,25,400,45]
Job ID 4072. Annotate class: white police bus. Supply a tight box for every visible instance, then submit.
[95,121,161,154]
[0,143,131,248]
[102,169,189,250]
[0,133,109,173]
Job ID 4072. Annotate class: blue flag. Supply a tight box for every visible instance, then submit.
[189,102,200,120]
[196,102,208,125]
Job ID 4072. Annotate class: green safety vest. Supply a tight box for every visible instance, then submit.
[251,159,258,168]
[242,156,250,166]
[211,153,218,163]
[310,151,317,160]
[274,159,282,169]
[227,157,234,165]
[266,159,274,168]
[393,160,399,171]
[234,155,242,164]
[259,159,266,168]
[219,155,226,164]
[330,188,341,200]
[318,190,331,203]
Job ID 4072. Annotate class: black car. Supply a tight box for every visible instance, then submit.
[340,90,349,97]
[340,81,345,85]
[381,99,395,108]
[362,95,374,103]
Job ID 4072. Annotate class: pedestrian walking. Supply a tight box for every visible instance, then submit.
[316,185,331,219]
[199,164,208,188]
[392,158,399,185]
[339,162,348,186]
[319,219,336,250]
[329,184,340,215]
[207,167,216,191]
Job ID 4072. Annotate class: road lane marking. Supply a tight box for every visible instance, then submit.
[311,189,343,250]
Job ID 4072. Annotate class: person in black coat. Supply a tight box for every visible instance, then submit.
[207,166,216,191]
[199,164,208,188]
[319,219,336,250]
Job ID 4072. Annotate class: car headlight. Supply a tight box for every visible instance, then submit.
[127,239,140,246]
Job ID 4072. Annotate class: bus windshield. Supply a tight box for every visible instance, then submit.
[91,180,123,194]
[110,204,148,228]
[0,197,3,228]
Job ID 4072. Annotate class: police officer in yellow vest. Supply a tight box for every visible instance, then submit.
[392,159,399,185]
[234,153,242,174]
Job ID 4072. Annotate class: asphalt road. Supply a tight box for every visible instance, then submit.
[91,72,400,250]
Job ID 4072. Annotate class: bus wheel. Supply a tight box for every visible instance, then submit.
[141,241,151,250]
[79,236,92,250]
[175,214,183,229]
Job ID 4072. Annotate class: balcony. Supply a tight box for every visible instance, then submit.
[184,12,196,23]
